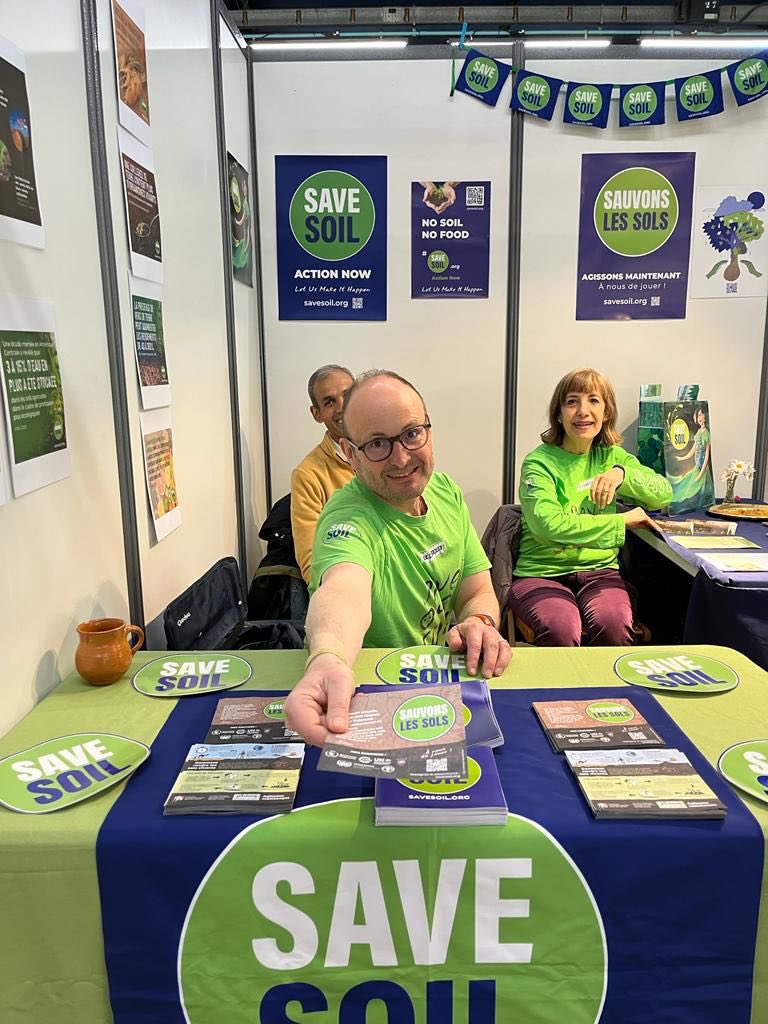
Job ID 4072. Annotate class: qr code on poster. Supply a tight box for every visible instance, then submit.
[650,296,661,307]
[466,186,485,207]
[425,758,448,773]
[352,297,363,309]
[726,282,738,294]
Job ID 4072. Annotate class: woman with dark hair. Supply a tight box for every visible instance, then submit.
[510,368,672,646]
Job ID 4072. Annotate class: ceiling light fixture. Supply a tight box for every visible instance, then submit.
[640,35,768,49]
[250,38,408,51]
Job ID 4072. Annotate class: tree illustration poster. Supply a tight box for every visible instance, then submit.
[0,297,70,497]
[691,186,768,299]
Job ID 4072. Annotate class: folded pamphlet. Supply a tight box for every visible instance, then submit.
[319,684,467,781]
[533,697,664,752]
[375,745,507,826]
[205,694,301,744]
[565,747,726,819]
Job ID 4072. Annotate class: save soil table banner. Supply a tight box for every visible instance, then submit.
[411,181,491,299]
[275,155,387,321]
[576,152,695,321]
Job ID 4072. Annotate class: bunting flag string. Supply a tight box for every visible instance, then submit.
[452,45,768,128]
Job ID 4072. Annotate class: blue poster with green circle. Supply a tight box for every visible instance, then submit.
[576,151,695,320]
[275,155,387,321]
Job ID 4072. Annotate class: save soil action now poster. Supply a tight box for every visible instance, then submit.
[576,152,695,321]
[0,297,70,497]
[411,180,491,298]
[0,34,43,249]
[275,155,387,321]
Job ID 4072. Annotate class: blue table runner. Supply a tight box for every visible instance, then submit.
[97,686,763,1024]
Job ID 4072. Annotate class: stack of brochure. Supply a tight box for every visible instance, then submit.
[533,697,664,752]
[374,746,507,826]
[163,695,304,816]
[459,680,504,748]
[565,748,726,820]
[654,518,736,536]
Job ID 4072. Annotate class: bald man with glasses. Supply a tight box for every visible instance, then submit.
[285,369,511,746]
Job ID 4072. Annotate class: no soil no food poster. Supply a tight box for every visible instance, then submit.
[0,35,43,248]
[275,155,387,321]
[411,181,491,298]
[0,297,70,497]
[576,152,695,321]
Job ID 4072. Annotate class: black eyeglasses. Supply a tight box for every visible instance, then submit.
[346,420,431,463]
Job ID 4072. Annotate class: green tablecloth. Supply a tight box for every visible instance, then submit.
[1,644,767,1023]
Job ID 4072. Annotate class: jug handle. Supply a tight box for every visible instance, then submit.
[125,625,145,653]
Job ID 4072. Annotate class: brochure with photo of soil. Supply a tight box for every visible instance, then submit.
[320,684,467,781]
[533,697,664,752]
[206,695,302,744]
[565,748,726,819]
[163,741,304,816]
[375,745,507,826]
[654,518,736,536]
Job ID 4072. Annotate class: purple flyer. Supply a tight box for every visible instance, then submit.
[576,152,695,321]
[411,180,490,299]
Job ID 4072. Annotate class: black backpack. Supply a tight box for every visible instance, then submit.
[163,556,305,652]
[247,494,309,623]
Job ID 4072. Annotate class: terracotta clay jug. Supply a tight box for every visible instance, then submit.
[75,618,145,685]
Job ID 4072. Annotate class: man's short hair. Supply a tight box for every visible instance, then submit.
[341,370,426,437]
[307,364,353,407]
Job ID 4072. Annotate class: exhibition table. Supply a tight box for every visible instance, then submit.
[636,511,768,669]
[1,645,768,1024]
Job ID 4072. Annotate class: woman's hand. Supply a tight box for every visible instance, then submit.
[591,466,625,509]
[622,507,663,534]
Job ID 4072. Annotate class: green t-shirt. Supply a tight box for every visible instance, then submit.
[311,472,491,647]
[516,444,673,578]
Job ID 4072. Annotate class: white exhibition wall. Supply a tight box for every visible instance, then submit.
[253,58,512,531]
[517,58,768,498]
[95,0,241,624]
[220,16,268,579]
[0,1,128,737]
[254,53,768,526]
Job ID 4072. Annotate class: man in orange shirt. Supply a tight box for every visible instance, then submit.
[290,365,355,582]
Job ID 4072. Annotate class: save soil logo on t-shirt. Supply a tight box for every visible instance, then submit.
[178,799,607,1023]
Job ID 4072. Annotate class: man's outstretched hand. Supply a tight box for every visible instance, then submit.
[284,654,357,746]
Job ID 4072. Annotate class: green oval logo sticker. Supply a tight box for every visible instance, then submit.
[622,85,657,122]
[400,754,482,794]
[613,650,739,693]
[586,701,635,724]
[718,740,768,805]
[518,75,551,112]
[466,56,499,94]
[132,654,252,698]
[263,699,286,720]
[734,57,768,97]
[376,645,474,685]
[179,798,607,1022]
[427,249,449,274]
[393,693,456,742]
[0,732,149,814]
[594,166,679,257]
[681,75,714,111]
[289,170,375,261]
[568,85,603,121]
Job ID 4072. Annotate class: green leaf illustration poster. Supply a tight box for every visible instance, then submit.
[0,297,70,497]
[691,185,768,299]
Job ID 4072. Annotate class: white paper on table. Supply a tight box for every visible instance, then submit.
[701,552,768,573]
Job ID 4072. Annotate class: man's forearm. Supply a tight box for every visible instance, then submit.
[306,577,372,666]
[456,582,501,628]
